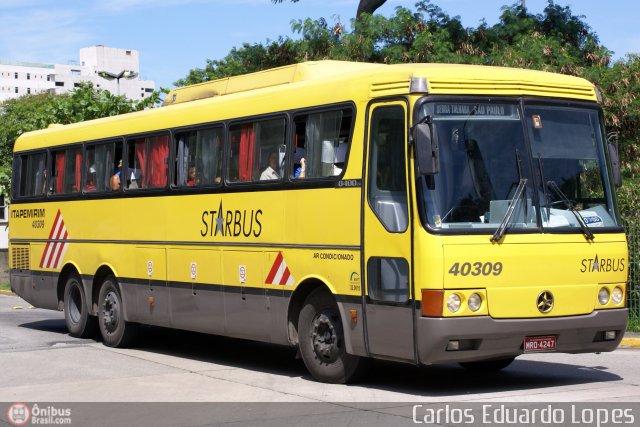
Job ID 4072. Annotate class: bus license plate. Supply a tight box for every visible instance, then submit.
[524,336,557,353]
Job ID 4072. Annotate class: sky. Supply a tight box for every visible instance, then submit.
[0,0,638,90]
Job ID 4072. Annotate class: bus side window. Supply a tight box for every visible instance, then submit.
[16,152,47,197]
[291,108,352,179]
[228,118,285,183]
[175,127,223,187]
[127,135,169,189]
[50,148,82,194]
[85,142,116,192]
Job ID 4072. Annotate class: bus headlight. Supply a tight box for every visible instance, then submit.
[468,293,482,312]
[598,287,610,305]
[447,293,461,313]
[612,287,624,304]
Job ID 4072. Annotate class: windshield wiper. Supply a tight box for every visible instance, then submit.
[537,155,550,220]
[546,180,594,241]
[491,178,527,243]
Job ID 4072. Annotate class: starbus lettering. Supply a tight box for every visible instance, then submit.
[200,200,262,238]
[580,255,625,273]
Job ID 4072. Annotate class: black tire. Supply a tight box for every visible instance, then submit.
[97,275,138,347]
[459,356,515,371]
[298,288,365,383]
[63,273,97,338]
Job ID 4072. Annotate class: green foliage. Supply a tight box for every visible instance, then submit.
[181,1,612,81]
[47,81,158,123]
[178,0,640,228]
[0,92,58,168]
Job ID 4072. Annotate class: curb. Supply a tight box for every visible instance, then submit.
[619,337,640,349]
[0,290,15,296]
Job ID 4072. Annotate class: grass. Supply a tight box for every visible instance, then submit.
[627,316,640,333]
[0,282,12,292]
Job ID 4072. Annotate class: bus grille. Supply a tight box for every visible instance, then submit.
[11,245,30,270]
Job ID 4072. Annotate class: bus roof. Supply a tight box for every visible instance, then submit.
[162,61,598,107]
[14,61,598,153]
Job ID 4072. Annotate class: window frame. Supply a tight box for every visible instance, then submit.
[225,114,288,186]
[173,124,225,190]
[13,149,48,200]
[366,101,410,234]
[82,139,122,195]
[48,145,83,196]
[288,104,355,183]
[11,102,359,202]
[123,131,172,192]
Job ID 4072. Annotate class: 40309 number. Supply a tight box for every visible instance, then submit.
[448,261,503,277]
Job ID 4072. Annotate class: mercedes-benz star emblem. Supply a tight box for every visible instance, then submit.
[537,291,554,313]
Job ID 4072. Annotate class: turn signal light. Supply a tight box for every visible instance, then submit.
[421,289,444,317]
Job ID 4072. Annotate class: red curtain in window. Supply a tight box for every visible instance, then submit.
[74,150,82,192]
[149,136,169,187]
[55,152,65,193]
[238,124,256,182]
[135,142,146,187]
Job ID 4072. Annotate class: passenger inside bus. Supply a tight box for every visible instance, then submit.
[186,165,197,185]
[293,147,306,178]
[110,159,121,190]
[85,165,97,192]
[260,151,280,180]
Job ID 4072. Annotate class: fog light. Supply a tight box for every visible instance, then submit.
[447,293,461,313]
[447,340,460,351]
[604,331,617,341]
[468,293,482,312]
[598,287,610,305]
[612,287,623,304]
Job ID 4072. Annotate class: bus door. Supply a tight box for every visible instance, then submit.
[362,101,415,361]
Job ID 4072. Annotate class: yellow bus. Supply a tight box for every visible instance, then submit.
[9,61,628,383]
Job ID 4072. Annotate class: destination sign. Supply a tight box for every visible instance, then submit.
[433,103,519,118]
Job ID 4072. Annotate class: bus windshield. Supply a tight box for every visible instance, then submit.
[416,100,619,233]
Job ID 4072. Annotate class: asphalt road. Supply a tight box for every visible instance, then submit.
[1,293,639,426]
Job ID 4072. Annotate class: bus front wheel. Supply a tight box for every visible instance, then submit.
[63,273,97,338]
[298,288,364,383]
[97,276,138,347]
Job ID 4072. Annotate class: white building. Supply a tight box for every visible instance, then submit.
[0,45,155,102]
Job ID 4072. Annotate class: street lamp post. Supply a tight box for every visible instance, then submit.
[97,70,138,96]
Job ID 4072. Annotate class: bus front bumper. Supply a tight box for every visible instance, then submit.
[416,309,628,365]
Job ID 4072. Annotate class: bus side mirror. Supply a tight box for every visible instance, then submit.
[607,133,622,188]
[414,122,439,175]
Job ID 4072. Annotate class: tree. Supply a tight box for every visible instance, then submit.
[181,1,640,226]
[271,0,387,19]
[182,1,609,83]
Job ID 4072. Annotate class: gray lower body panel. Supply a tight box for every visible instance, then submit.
[10,270,59,311]
[416,309,628,365]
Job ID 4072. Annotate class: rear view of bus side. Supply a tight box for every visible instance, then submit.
[9,61,628,383]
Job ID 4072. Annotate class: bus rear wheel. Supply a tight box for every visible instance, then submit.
[459,356,515,371]
[63,273,97,338]
[97,276,138,347]
[298,288,364,383]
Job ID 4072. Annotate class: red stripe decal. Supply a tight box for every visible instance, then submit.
[51,231,68,268]
[279,267,291,286]
[265,252,283,284]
